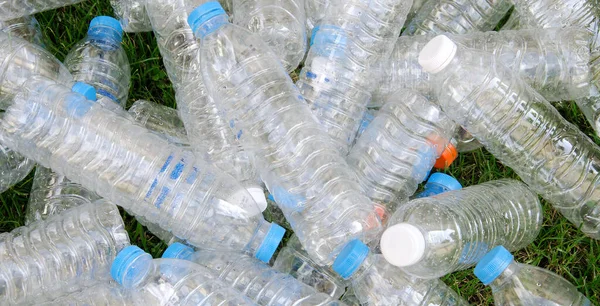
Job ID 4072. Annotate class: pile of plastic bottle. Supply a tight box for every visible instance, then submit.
[0,0,598,304]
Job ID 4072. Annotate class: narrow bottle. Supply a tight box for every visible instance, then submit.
[110,0,152,32]
[0,76,284,262]
[0,0,86,21]
[190,1,382,265]
[0,201,130,304]
[163,243,345,306]
[474,246,592,306]
[380,179,543,279]
[420,34,600,239]
[111,246,257,305]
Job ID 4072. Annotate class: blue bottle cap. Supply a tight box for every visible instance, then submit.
[255,223,285,263]
[72,82,97,101]
[88,16,124,43]
[162,243,195,260]
[111,245,153,287]
[474,245,514,285]
[187,1,227,34]
[332,239,369,279]
[426,173,462,191]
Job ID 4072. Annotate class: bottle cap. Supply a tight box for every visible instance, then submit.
[474,245,514,285]
[426,173,462,191]
[332,239,369,279]
[162,242,195,260]
[434,143,458,169]
[88,16,124,43]
[111,245,153,287]
[380,223,425,267]
[247,187,268,212]
[418,35,457,74]
[255,223,285,263]
[72,82,97,101]
[188,1,226,34]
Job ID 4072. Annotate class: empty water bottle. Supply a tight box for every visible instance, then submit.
[110,0,152,32]
[353,108,376,141]
[347,89,457,223]
[39,281,134,305]
[304,0,337,34]
[474,246,592,306]
[189,2,381,265]
[64,16,131,107]
[0,143,35,193]
[111,246,257,305]
[297,0,412,152]
[232,0,307,72]
[380,179,543,279]
[413,173,462,198]
[453,127,483,153]
[0,76,284,262]
[0,201,130,304]
[419,35,600,239]
[162,243,346,306]
[0,15,43,46]
[404,0,512,36]
[128,99,189,146]
[332,240,469,305]
[0,0,86,21]
[508,0,599,34]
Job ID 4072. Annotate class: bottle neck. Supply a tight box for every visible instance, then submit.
[348,252,374,282]
[488,261,520,291]
[194,14,229,39]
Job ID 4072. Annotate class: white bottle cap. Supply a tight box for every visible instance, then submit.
[418,35,457,74]
[380,223,426,267]
[247,187,268,212]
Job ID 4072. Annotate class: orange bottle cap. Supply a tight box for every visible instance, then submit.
[434,143,458,169]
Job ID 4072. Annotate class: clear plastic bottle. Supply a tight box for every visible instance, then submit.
[453,127,483,153]
[128,99,189,146]
[39,281,135,306]
[404,0,512,36]
[163,243,346,306]
[0,76,284,262]
[353,108,377,142]
[380,179,543,279]
[297,0,412,153]
[111,246,257,305]
[413,173,462,198]
[189,2,382,265]
[0,15,44,46]
[304,0,336,34]
[474,246,592,306]
[232,0,307,72]
[0,201,130,304]
[0,0,86,21]
[0,143,35,193]
[145,0,266,208]
[347,89,457,223]
[110,0,152,32]
[508,0,599,33]
[332,240,469,306]
[64,16,131,107]
[420,34,600,239]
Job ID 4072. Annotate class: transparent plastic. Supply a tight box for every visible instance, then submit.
[110,0,152,32]
[429,40,600,239]
[0,76,278,256]
[232,0,307,72]
[297,0,412,153]
[39,281,134,306]
[508,0,599,34]
[128,99,189,146]
[404,0,512,36]
[0,15,44,46]
[453,127,483,153]
[304,0,337,34]
[353,108,376,142]
[194,10,381,265]
[64,18,131,107]
[165,246,345,306]
[0,201,130,304]
[0,0,86,21]
[0,143,35,193]
[348,89,456,223]
[383,180,543,279]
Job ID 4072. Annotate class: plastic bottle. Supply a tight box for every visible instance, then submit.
[353,108,377,142]
[189,1,382,265]
[39,281,135,306]
[347,89,457,223]
[304,0,336,34]
[404,0,512,36]
[0,76,284,262]
[297,0,412,153]
[453,127,483,153]
[145,0,266,208]
[420,34,600,239]
[380,179,543,279]
[0,143,35,193]
[0,15,44,46]
[0,201,130,304]
[413,173,462,198]
[64,16,131,107]
[474,246,592,306]
[332,240,469,306]
[0,0,86,21]
[128,99,189,146]
[110,0,152,32]
[232,0,307,72]
[111,246,257,305]
[163,243,346,306]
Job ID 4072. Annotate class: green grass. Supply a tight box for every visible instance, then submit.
[0,0,598,304]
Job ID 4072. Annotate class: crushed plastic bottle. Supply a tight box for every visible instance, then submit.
[110,0,152,32]
[128,99,189,146]
[0,15,44,46]
[0,0,86,21]
[0,143,35,193]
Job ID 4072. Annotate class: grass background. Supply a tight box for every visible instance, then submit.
[0,0,598,304]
